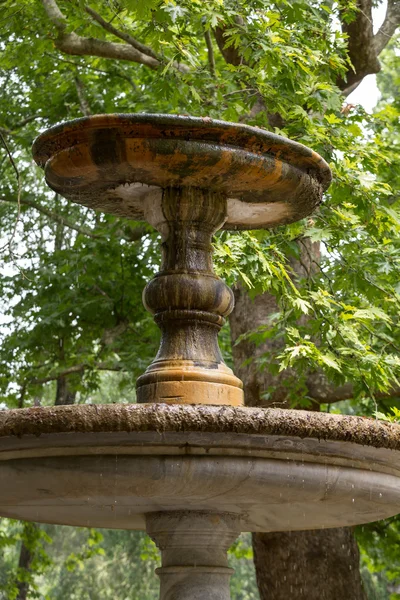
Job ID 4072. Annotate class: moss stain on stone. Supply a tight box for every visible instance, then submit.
[0,404,400,451]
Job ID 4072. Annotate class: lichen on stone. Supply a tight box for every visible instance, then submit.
[0,404,400,450]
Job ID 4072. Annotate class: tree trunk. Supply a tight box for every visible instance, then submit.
[229,242,367,600]
[15,526,37,600]
[252,529,367,600]
[229,240,320,409]
[55,335,77,406]
[55,374,77,405]
[16,544,31,600]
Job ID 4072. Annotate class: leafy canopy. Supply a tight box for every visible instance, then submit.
[0,1,399,408]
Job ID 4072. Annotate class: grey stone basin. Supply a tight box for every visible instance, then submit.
[1,404,399,532]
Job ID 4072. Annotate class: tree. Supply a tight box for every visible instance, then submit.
[1,0,400,598]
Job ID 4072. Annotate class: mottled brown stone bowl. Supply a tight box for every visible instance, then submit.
[1,404,399,531]
[32,114,331,229]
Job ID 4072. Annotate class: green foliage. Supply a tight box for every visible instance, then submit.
[1,0,398,407]
[38,527,160,600]
[1,0,400,596]
[0,522,258,600]
[357,517,400,600]
[0,521,52,600]
[229,534,259,600]
[226,93,400,403]
[375,407,400,424]
[64,529,105,572]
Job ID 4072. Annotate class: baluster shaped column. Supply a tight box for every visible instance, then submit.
[137,187,243,406]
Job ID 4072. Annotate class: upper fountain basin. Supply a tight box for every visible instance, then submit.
[32,114,332,230]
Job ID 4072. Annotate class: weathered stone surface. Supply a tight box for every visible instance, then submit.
[1,404,400,450]
[147,512,240,600]
[0,404,400,532]
[137,187,243,406]
[32,114,331,230]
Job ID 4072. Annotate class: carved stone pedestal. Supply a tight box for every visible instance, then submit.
[137,187,243,406]
[146,512,241,600]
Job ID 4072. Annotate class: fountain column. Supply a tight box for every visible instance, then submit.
[146,512,241,600]
[137,187,243,406]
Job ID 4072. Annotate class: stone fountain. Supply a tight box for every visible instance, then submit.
[0,114,399,599]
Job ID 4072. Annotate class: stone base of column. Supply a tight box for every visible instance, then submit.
[146,511,241,600]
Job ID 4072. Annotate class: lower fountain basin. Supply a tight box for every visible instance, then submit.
[0,404,399,531]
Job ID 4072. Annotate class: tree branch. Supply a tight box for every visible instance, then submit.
[204,29,216,77]
[40,0,189,72]
[0,115,42,136]
[0,195,103,239]
[214,25,242,66]
[74,75,92,116]
[30,362,122,385]
[339,0,400,96]
[55,31,160,69]
[85,5,159,60]
[338,0,380,92]
[306,371,400,404]
[41,0,66,32]
[44,52,138,90]
[374,0,400,55]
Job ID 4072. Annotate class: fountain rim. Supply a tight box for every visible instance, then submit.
[31,113,332,190]
[1,404,399,451]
